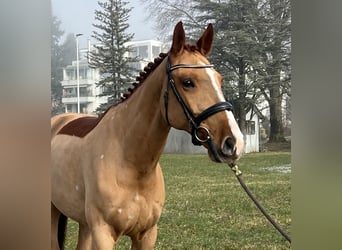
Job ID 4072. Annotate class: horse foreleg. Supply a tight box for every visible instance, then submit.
[89,223,116,249]
[76,223,92,250]
[85,206,117,249]
[131,225,158,250]
[51,203,61,250]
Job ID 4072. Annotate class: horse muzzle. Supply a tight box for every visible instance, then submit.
[198,134,239,163]
[191,123,242,163]
[221,136,237,158]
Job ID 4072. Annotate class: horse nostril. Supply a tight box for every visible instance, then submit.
[222,137,236,156]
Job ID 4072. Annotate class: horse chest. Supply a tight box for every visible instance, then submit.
[104,193,163,235]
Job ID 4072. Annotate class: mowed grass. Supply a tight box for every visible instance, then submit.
[64,152,291,249]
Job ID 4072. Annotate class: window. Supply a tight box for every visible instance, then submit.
[152,45,161,58]
[79,67,87,79]
[129,62,142,71]
[87,68,94,79]
[246,120,255,135]
[81,104,88,114]
[80,87,88,97]
[66,104,75,113]
[66,69,75,80]
[63,88,76,97]
[100,85,111,95]
[129,47,138,57]
[137,45,148,59]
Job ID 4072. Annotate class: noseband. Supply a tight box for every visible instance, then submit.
[164,56,233,160]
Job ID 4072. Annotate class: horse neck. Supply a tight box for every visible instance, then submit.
[94,59,170,172]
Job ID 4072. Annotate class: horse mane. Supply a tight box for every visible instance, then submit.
[57,52,169,138]
[120,52,168,102]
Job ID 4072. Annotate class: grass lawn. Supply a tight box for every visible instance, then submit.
[64,152,291,249]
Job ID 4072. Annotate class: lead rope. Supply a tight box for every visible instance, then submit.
[228,163,291,243]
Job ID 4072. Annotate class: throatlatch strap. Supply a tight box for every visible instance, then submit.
[163,85,170,126]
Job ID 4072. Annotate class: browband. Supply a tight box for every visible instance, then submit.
[169,64,214,72]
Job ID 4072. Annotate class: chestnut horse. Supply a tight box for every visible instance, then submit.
[51,22,244,250]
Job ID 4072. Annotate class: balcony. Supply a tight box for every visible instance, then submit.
[62,96,95,104]
[61,78,95,87]
[62,90,95,104]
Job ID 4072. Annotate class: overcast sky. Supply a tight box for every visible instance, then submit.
[51,0,158,48]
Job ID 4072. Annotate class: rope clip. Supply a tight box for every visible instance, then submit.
[229,163,242,176]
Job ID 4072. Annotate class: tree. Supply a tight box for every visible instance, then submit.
[51,15,65,116]
[142,0,264,136]
[142,0,201,40]
[254,0,291,142]
[141,0,291,142]
[60,33,77,66]
[195,0,264,136]
[89,0,138,113]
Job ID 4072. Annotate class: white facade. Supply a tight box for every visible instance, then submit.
[125,40,167,71]
[61,46,107,114]
[244,110,260,153]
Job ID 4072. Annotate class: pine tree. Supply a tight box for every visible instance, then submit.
[89,0,138,114]
[61,33,77,66]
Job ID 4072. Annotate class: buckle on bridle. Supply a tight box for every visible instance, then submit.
[193,125,211,144]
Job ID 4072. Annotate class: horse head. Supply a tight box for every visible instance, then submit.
[161,21,244,163]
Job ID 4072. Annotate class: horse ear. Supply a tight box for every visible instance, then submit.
[196,23,214,56]
[170,21,186,55]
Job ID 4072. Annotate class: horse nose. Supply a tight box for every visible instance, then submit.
[222,137,236,157]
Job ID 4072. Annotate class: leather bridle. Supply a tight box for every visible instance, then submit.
[164,56,233,161]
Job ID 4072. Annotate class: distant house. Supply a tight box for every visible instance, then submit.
[244,109,261,153]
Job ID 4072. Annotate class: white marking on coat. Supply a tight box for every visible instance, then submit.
[204,66,244,151]
[227,111,244,143]
[204,67,225,102]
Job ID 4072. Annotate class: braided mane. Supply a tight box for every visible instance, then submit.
[120,52,168,102]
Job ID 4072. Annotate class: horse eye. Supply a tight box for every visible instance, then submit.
[182,79,195,89]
